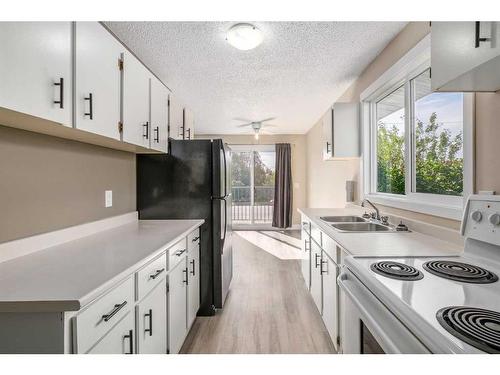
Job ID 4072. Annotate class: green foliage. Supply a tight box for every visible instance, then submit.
[231,151,275,203]
[377,112,463,196]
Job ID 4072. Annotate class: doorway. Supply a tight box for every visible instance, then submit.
[230,145,275,228]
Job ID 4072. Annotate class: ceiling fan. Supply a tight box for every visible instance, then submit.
[234,117,277,140]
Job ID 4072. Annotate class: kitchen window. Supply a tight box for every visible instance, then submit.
[361,35,474,220]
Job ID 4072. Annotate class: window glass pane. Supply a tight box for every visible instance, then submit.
[413,69,463,196]
[376,85,406,195]
[231,151,251,224]
[253,151,275,223]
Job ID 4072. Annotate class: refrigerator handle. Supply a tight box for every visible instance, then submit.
[221,198,227,253]
[222,143,228,197]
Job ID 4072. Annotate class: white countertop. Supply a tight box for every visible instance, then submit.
[298,208,462,257]
[0,219,203,312]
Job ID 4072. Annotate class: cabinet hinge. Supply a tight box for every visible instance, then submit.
[118,121,123,133]
[166,283,170,293]
[336,336,341,346]
[118,58,124,71]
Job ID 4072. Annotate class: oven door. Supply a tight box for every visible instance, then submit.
[338,268,431,354]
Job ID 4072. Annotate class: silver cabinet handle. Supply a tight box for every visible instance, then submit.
[102,301,127,322]
[320,259,328,275]
[124,329,133,354]
[149,268,165,280]
[304,239,310,251]
[192,236,200,242]
[183,268,189,285]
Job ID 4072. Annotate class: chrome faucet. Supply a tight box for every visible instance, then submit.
[361,199,380,221]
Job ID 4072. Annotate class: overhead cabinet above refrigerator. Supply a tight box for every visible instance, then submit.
[432,21,500,92]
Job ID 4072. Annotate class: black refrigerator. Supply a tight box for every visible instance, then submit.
[136,139,233,316]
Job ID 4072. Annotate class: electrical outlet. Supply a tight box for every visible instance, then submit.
[105,190,113,208]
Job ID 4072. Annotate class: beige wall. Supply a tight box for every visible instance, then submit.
[305,22,500,230]
[306,22,436,220]
[0,126,136,243]
[196,134,306,225]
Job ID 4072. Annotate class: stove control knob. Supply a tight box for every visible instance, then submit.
[489,213,500,226]
[471,210,483,223]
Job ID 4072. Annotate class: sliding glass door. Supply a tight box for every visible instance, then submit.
[230,145,275,227]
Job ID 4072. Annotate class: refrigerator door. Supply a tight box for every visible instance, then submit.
[212,140,233,308]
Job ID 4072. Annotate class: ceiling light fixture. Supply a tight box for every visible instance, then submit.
[226,23,263,51]
[254,131,259,140]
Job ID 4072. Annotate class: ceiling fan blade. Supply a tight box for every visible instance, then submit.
[257,117,276,123]
[233,117,253,123]
[262,123,278,127]
[236,123,253,127]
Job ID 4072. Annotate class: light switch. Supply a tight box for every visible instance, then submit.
[105,190,113,208]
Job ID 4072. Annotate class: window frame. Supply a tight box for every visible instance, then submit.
[360,35,475,220]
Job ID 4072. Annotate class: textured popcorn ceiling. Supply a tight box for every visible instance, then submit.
[104,22,406,135]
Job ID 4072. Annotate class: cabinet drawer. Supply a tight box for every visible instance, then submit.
[322,234,337,264]
[73,276,134,354]
[136,252,167,301]
[187,229,200,252]
[168,238,188,270]
[311,223,322,246]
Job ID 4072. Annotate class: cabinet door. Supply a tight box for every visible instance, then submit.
[136,281,167,354]
[187,248,200,327]
[87,312,135,354]
[332,102,359,158]
[150,77,169,152]
[168,94,184,140]
[184,108,194,140]
[432,22,500,91]
[322,108,333,160]
[122,50,150,148]
[301,227,311,290]
[321,251,339,350]
[310,240,323,314]
[74,22,123,140]
[0,22,72,125]
[168,260,188,354]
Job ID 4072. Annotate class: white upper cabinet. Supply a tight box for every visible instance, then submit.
[183,108,195,140]
[0,22,72,125]
[322,103,359,160]
[74,22,123,140]
[150,77,169,152]
[168,94,185,140]
[122,50,151,148]
[432,22,500,92]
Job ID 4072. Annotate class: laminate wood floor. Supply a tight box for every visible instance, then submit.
[180,231,336,354]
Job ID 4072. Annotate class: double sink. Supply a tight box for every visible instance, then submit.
[320,215,395,232]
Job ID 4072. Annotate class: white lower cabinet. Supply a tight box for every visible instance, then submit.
[321,251,339,351]
[168,259,188,354]
[136,280,167,354]
[301,231,311,290]
[187,248,200,327]
[87,312,135,354]
[310,239,323,313]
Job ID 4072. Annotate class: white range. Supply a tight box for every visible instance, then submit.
[339,195,500,354]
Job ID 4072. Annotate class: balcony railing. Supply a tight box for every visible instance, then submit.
[232,186,274,224]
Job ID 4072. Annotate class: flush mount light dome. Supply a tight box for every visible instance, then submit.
[226,23,263,50]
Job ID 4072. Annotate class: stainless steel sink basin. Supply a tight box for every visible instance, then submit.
[331,222,393,232]
[320,215,367,223]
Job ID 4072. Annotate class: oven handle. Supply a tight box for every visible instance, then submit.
[338,271,429,354]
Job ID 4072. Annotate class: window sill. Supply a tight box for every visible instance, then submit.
[364,194,464,221]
